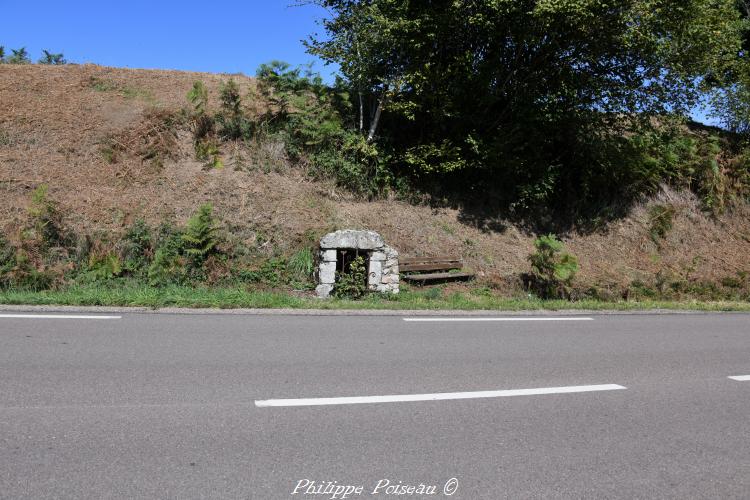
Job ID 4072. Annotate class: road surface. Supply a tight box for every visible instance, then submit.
[0,311,749,499]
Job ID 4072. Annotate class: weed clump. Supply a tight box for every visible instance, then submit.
[648,204,676,245]
[527,234,578,299]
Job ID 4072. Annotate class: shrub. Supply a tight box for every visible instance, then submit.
[147,246,186,285]
[527,234,578,299]
[182,204,221,267]
[0,235,16,289]
[147,223,187,285]
[5,250,56,291]
[38,50,66,65]
[7,47,30,64]
[86,251,122,281]
[216,79,255,141]
[120,219,153,273]
[27,184,70,249]
[333,255,368,299]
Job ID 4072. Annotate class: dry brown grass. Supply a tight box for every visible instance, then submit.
[1,64,749,294]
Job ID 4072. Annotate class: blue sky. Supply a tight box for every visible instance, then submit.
[1,0,719,125]
[1,0,335,77]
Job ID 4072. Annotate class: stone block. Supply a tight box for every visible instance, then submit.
[320,249,337,262]
[368,260,383,286]
[320,230,384,250]
[315,284,334,298]
[370,251,386,261]
[318,261,336,284]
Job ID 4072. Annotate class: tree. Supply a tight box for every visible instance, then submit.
[305,0,748,214]
[305,1,411,142]
[38,50,66,65]
[0,47,5,63]
[7,47,30,64]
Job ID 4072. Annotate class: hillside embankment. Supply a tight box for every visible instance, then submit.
[1,64,749,300]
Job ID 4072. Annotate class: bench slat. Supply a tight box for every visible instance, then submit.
[402,272,475,283]
[399,256,460,265]
[400,262,462,272]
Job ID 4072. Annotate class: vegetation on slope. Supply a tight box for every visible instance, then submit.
[2,1,750,307]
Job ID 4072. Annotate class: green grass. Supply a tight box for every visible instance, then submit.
[1,283,749,311]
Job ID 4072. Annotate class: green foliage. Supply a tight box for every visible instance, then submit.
[86,251,122,281]
[528,235,579,299]
[304,0,750,217]
[288,247,314,281]
[186,81,224,168]
[0,46,5,63]
[187,81,209,114]
[120,219,153,273]
[0,236,16,289]
[333,255,368,299]
[216,79,255,141]
[648,204,676,244]
[38,50,66,65]
[235,257,288,287]
[256,62,391,196]
[7,47,30,64]
[3,250,56,291]
[147,225,187,286]
[148,247,186,285]
[27,184,69,249]
[194,140,222,169]
[182,204,221,266]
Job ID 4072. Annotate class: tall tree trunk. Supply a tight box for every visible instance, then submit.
[367,88,388,143]
[358,92,364,133]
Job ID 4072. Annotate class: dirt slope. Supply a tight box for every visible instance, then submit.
[1,64,749,294]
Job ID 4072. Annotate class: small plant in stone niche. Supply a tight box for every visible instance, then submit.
[333,255,368,299]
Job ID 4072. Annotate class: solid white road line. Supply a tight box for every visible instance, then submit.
[255,384,626,408]
[402,317,593,322]
[0,314,121,320]
[728,375,750,381]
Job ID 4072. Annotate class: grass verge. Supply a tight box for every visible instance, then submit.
[0,283,749,311]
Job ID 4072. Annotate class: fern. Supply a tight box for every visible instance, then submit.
[528,234,578,299]
[181,204,220,265]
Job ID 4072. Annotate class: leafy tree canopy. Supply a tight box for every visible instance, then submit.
[304,0,750,217]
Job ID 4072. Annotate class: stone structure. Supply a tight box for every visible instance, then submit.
[316,230,399,298]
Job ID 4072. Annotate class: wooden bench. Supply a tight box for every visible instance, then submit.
[400,256,475,284]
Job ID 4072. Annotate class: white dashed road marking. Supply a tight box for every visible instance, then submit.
[403,317,593,322]
[255,384,626,407]
[0,314,121,320]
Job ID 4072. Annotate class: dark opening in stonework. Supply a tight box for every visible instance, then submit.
[336,248,370,287]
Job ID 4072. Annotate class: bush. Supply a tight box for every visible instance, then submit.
[5,250,56,291]
[527,234,578,299]
[85,249,122,281]
[182,204,221,267]
[0,236,16,289]
[120,219,153,273]
[38,50,66,65]
[333,255,368,299]
[27,184,70,249]
[216,79,255,141]
[6,47,30,64]
[147,223,187,285]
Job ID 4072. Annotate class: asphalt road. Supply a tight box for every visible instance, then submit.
[0,311,749,499]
